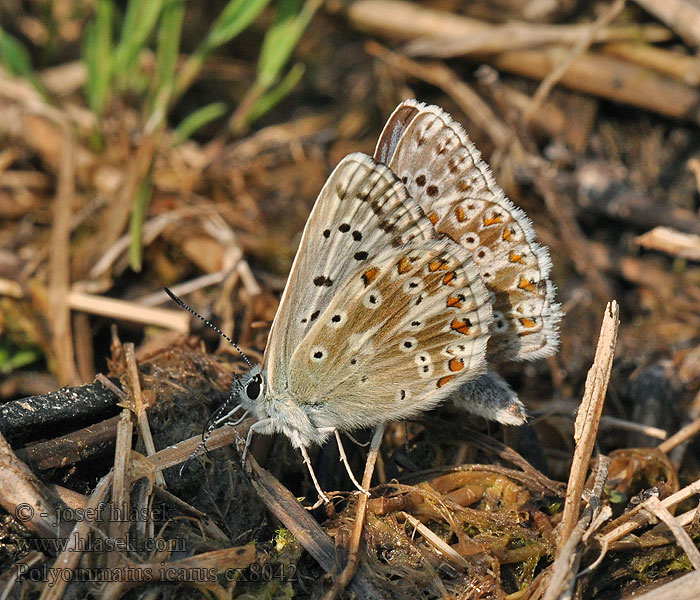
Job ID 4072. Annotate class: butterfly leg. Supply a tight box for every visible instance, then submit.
[240,417,273,466]
[334,430,370,496]
[179,405,248,476]
[299,445,330,504]
[324,424,385,599]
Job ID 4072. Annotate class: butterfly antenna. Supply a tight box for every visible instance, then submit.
[163,287,254,370]
[178,374,245,477]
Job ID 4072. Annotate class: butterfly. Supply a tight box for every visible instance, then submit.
[212,100,561,502]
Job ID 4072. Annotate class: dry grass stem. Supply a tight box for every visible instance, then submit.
[366,42,514,148]
[348,0,670,49]
[632,0,700,46]
[635,226,700,261]
[559,301,620,548]
[641,496,700,570]
[658,417,700,453]
[598,477,700,547]
[602,41,700,86]
[68,291,190,332]
[623,570,700,600]
[48,126,78,386]
[124,343,166,488]
[106,411,134,570]
[323,424,385,600]
[523,0,626,123]
[38,472,112,600]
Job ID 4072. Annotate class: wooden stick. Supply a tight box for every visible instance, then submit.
[68,290,190,332]
[488,48,700,125]
[559,301,620,549]
[347,0,671,47]
[523,0,626,123]
[351,1,700,124]
[635,226,700,261]
[603,41,700,86]
[631,0,700,47]
[323,424,385,600]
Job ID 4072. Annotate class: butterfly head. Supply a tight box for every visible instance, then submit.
[239,365,266,409]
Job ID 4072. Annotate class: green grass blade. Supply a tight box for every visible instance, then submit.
[206,0,273,48]
[245,62,303,125]
[175,0,272,98]
[0,26,47,96]
[83,0,114,115]
[0,26,34,77]
[113,0,165,79]
[257,0,321,87]
[147,0,186,127]
[128,172,153,272]
[0,345,41,375]
[173,102,228,144]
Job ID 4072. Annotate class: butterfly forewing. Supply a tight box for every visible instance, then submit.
[375,100,562,363]
[264,152,436,395]
[286,236,492,432]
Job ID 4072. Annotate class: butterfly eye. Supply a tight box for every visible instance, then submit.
[245,374,263,400]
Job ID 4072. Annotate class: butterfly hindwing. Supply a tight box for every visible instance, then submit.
[286,236,493,432]
[375,100,562,363]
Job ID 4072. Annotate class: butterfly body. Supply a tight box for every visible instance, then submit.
[234,100,562,476]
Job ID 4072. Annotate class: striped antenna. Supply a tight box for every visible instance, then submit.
[163,287,253,370]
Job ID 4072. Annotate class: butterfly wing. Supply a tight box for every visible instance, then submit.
[264,152,437,399]
[375,100,562,363]
[286,234,493,432]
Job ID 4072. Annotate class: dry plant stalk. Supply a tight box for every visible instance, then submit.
[559,301,620,547]
[635,226,700,261]
[323,424,385,600]
[632,0,700,47]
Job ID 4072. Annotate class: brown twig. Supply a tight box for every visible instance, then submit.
[635,227,700,261]
[347,0,671,48]
[559,301,620,549]
[658,417,700,453]
[640,496,700,570]
[37,472,112,600]
[523,0,626,123]
[622,570,700,600]
[248,453,388,599]
[543,456,611,600]
[106,410,133,570]
[323,424,385,600]
[124,343,166,488]
[603,41,700,86]
[48,124,78,386]
[365,41,513,147]
[631,0,700,47]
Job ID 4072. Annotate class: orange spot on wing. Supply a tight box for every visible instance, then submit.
[449,358,464,372]
[428,211,439,225]
[442,272,455,286]
[502,228,513,241]
[483,213,503,226]
[397,257,412,274]
[509,252,524,264]
[519,317,537,328]
[517,277,536,292]
[451,318,472,335]
[455,206,467,222]
[428,259,449,272]
[361,267,379,286]
[437,375,456,388]
[446,295,462,308]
